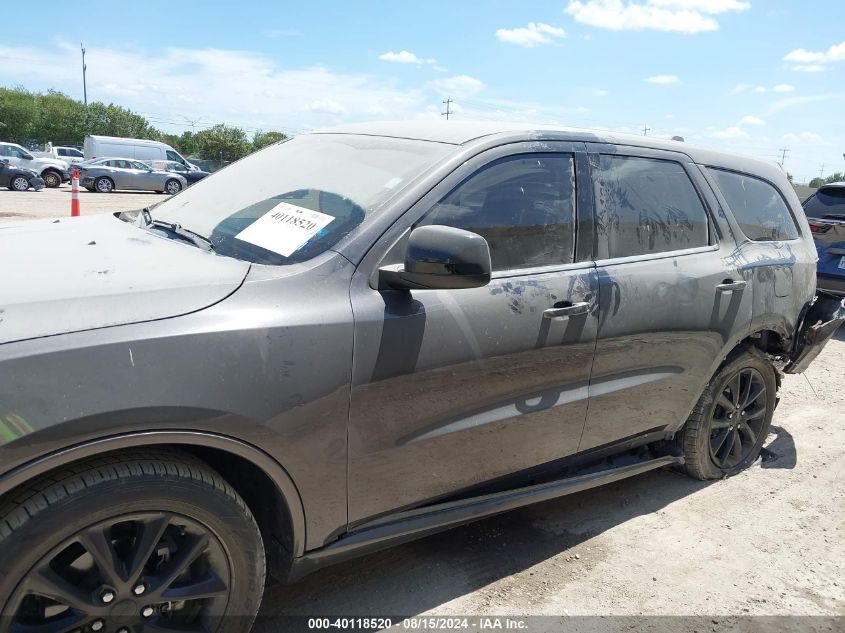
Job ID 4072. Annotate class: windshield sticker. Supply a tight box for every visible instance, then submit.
[234,201,335,257]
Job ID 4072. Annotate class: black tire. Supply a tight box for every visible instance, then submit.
[94,176,114,193]
[42,170,62,188]
[164,179,183,195]
[9,176,29,191]
[677,349,777,479]
[85,186,95,192]
[0,449,266,633]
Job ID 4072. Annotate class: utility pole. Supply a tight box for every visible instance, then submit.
[181,116,205,154]
[778,147,789,166]
[80,43,88,107]
[819,163,825,179]
[642,124,650,136]
[441,97,453,120]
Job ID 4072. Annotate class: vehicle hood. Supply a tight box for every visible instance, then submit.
[32,157,69,170]
[0,214,250,344]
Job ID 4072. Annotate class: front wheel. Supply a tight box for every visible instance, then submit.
[0,450,266,633]
[41,170,62,188]
[9,176,29,191]
[677,349,777,479]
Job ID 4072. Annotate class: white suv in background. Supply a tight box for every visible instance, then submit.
[0,142,69,188]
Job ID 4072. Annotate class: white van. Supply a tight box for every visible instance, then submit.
[83,135,198,170]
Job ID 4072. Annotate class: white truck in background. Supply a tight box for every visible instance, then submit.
[0,142,69,187]
[33,143,86,165]
[83,135,199,171]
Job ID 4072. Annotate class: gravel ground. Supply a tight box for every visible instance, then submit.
[1,188,841,629]
[0,183,166,221]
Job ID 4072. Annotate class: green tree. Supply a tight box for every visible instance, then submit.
[194,124,251,161]
[33,90,87,146]
[0,86,38,144]
[252,130,287,151]
[810,173,845,188]
[84,102,161,140]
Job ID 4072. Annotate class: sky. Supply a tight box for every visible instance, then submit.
[0,0,843,183]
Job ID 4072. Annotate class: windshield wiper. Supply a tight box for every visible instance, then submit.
[138,210,214,252]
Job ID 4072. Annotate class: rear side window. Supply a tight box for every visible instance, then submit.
[803,187,845,219]
[417,153,576,271]
[708,168,799,241]
[592,155,709,259]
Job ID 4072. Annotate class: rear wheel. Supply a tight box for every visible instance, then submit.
[677,349,777,479]
[42,170,62,188]
[0,450,266,633]
[164,179,183,195]
[9,176,29,191]
[94,177,114,193]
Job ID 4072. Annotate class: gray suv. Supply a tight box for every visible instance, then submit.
[0,122,842,632]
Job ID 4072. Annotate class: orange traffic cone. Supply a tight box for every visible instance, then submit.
[71,168,80,217]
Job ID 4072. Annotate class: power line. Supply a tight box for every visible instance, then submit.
[441,97,453,120]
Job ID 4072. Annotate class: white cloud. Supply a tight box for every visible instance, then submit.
[739,115,765,126]
[791,64,826,73]
[305,99,345,115]
[378,50,436,65]
[731,83,797,95]
[753,86,767,93]
[710,126,749,140]
[645,74,680,84]
[429,75,486,97]
[783,40,845,72]
[730,83,752,94]
[782,131,824,145]
[593,89,610,96]
[564,0,749,34]
[0,42,427,132]
[772,83,795,93]
[495,22,566,47]
[770,93,845,112]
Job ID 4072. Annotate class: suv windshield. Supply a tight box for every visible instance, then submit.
[151,134,453,265]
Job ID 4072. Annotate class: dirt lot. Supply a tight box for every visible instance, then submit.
[0,183,165,221]
[0,191,841,629]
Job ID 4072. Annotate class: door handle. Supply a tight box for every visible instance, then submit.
[716,280,747,293]
[543,302,590,319]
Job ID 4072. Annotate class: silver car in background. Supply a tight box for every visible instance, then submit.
[77,157,188,194]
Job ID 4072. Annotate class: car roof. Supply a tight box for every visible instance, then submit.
[315,120,785,183]
[819,182,845,189]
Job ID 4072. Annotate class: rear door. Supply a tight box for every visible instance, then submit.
[803,185,845,293]
[578,145,753,451]
[348,142,599,524]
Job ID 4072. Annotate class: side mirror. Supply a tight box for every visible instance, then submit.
[22,154,33,160]
[379,225,491,290]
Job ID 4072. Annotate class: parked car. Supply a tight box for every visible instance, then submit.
[802,182,845,296]
[150,159,211,184]
[84,135,199,171]
[0,122,842,632]
[33,143,86,165]
[0,158,45,191]
[77,157,187,194]
[0,141,69,187]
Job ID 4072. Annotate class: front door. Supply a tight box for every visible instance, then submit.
[578,145,754,451]
[348,143,599,524]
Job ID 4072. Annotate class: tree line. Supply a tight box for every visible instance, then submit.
[0,86,287,161]
[809,173,844,189]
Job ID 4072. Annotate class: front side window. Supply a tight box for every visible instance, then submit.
[593,155,709,259]
[417,154,576,271]
[708,168,799,241]
[165,150,182,162]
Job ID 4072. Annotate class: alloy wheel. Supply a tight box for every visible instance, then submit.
[709,367,768,469]
[12,176,29,191]
[7,512,231,632]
